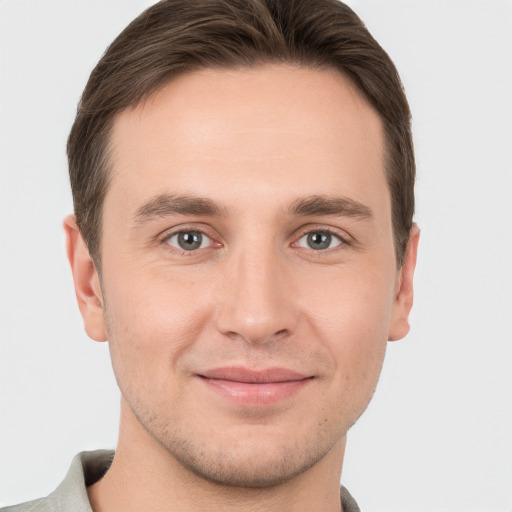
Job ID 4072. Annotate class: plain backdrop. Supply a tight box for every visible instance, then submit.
[1,1,511,511]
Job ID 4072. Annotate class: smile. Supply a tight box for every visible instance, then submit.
[197,367,313,406]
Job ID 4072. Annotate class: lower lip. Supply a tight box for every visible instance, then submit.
[199,377,312,407]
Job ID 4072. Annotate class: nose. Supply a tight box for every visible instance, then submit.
[214,246,298,346]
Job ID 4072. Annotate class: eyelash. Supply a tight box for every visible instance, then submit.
[159,225,351,256]
[160,226,219,256]
[293,228,349,252]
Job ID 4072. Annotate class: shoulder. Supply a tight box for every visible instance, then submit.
[1,495,57,512]
[1,450,114,512]
[341,486,361,512]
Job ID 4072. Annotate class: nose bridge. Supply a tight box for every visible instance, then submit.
[215,239,296,344]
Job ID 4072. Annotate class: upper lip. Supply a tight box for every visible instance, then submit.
[198,367,310,383]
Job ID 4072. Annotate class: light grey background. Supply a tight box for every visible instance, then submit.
[1,1,511,511]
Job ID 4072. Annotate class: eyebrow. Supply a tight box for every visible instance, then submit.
[288,195,373,219]
[132,192,373,225]
[133,194,226,224]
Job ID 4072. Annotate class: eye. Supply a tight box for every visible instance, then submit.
[165,230,212,251]
[296,231,343,251]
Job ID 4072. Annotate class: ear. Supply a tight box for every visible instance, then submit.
[388,224,420,341]
[63,214,108,342]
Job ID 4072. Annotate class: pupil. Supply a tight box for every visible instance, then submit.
[308,232,331,250]
[178,232,202,250]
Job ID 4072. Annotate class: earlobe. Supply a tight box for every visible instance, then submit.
[63,214,108,342]
[388,224,420,342]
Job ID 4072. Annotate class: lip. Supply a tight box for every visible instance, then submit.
[197,367,313,407]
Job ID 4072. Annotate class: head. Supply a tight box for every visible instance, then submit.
[65,0,418,489]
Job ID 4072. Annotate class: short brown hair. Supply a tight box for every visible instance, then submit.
[67,0,415,268]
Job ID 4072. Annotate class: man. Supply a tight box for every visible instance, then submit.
[3,0,419,510]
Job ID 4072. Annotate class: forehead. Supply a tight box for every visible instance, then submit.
[106,64,388,220]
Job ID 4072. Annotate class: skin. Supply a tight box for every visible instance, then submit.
[65,65,419,512]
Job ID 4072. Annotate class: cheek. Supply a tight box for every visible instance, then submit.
[101,265,214,386]
[301,264,395,388]
[304,259,395,334]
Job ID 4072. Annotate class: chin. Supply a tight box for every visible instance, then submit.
[142,411,348,489]
[167,436,330,488]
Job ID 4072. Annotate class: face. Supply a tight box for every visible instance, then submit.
[67,64,418,487]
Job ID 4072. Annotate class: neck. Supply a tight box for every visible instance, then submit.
[87,401,346,512]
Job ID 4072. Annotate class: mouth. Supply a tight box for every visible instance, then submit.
[196,367,314,406]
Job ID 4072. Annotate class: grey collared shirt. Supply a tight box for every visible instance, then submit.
[2,451,360,512]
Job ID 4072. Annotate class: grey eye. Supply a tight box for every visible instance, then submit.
[166,231,210,251]
[297,231,342,251]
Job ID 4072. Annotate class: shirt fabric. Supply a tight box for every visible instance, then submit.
[2,450,361,512]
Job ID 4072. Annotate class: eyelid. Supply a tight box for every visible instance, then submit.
[294,224,353,242]
[291,224,354,251]
[158,224,222,254]
[296,232,342,250]
[166,231,212,250]
[155,222,354,255]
